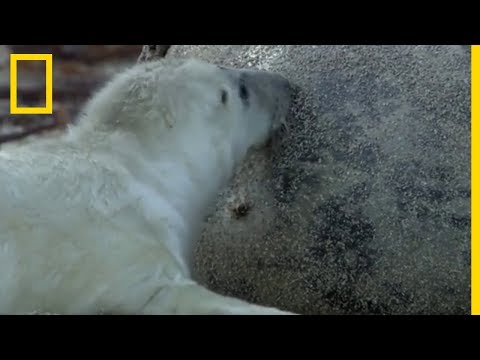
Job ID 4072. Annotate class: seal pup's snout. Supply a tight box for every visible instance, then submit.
[217,63,294,138]
[277,74,293,96]
[267,73,293,134]
[243,69,292,128]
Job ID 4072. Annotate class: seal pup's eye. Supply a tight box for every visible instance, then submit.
[238,76,249,106]
[239,84,249,101]
[220,90,228,105]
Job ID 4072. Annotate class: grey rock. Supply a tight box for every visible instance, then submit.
[137,45,171,63]
[166,45,471,315]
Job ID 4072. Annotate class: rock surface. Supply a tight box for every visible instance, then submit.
[166,45,471,315]
[0,45,141,145]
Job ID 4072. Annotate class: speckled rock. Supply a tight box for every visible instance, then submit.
[167,45,471,315]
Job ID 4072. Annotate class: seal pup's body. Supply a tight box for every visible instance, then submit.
[0,58,293,315]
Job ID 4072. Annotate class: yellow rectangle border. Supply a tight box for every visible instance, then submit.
[10,54,53,115]
[473,45,479,315]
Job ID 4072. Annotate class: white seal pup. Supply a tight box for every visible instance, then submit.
[0,58,293,315]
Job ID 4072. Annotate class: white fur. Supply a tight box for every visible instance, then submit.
[0,58,293,315]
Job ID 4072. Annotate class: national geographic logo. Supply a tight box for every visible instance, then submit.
[9,54,53,115]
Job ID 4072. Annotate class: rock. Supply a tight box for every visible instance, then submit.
[166,45,470,315]
[137,45,171,63]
